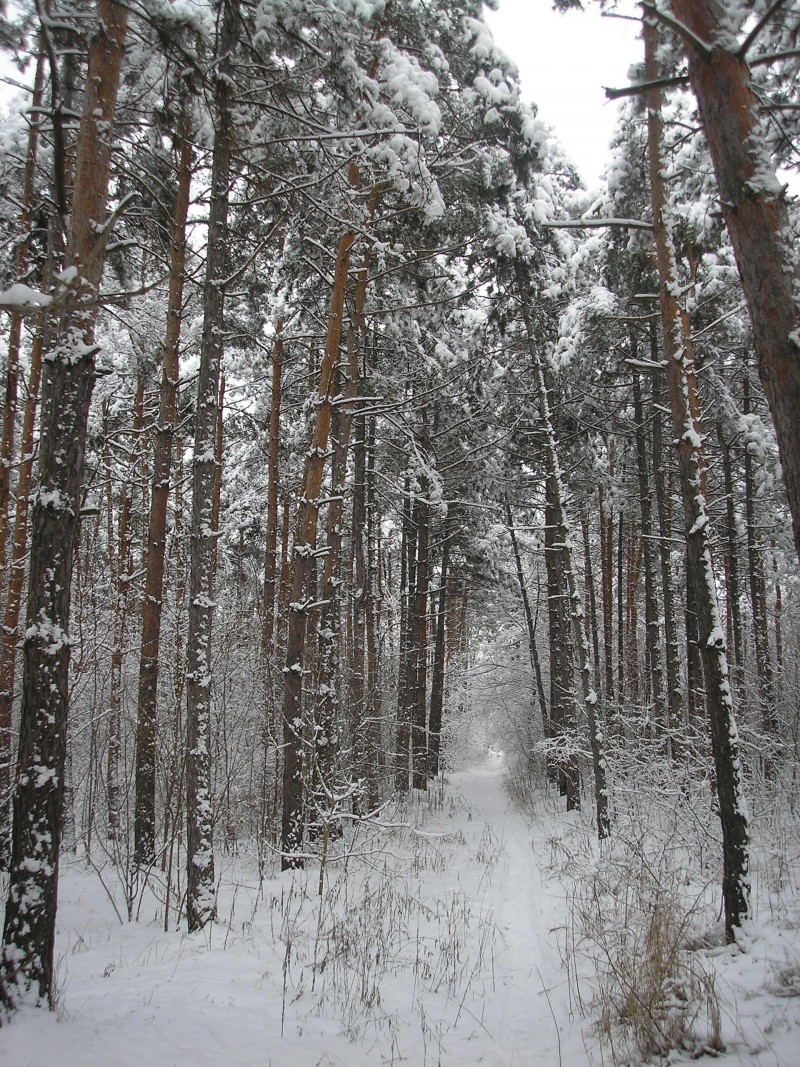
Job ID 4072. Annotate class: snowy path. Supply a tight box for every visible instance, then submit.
[437,756,588,1065]
[0,757,593,1067]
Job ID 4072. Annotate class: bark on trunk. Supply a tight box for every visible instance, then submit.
[280,226,356,869]
[411,480,430,790]
[427,521,451,781]
[742,371,776,740]
[646,17,749,940]
[717,422,745,690]
[134,104,192,867]
[0,0,128,1011]
[516,262,608,835]
[670,0,800,567]
[262,314,284,656]
[599,481,615,704]
[395,478,415,792]
[651,362,684,753]
[506,498,549,736]
[106,379,144,843]
[632,367,666,731]
[185,0,238,932]
[0,47,46,599]
[0,325,44,866]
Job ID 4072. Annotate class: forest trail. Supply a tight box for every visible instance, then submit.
[438,754,588,1065]
[0,755,595,1067]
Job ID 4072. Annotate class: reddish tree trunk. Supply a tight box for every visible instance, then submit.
[646,17,749,940]
[281,226,356,869]
[671,0,800,566]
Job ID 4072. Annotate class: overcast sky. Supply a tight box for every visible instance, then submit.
[484,0,642,188]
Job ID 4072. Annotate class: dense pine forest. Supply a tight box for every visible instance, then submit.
[0,1,799,1063]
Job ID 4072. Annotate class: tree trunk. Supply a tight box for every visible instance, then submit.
[516,261,608,835]
[315,235,369,816]
[134,103,192,867]
[544,477,580,808]
[616,507,625,712]
[506,497,549,737]
[0,0,128,1012]
[671,0,800,568]
[363,411,381,806]
[646,16,749,940]
[185,0,238,932]
[262,314,284,656]
[395,478,415,792]
[427,520,452,781]
[0,46,46,599]
[632,367,665,731]
[742,371,776,740]
[106,378,144,843]
[599,480,615,703]
[581,511,602,694]
[651,363,684,753]
[411,479,430,790]
[281,224,357,869]
[0,324,45,866]
[716,421,745,691]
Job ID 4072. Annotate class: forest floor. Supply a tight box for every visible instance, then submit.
[1,753,799,1065]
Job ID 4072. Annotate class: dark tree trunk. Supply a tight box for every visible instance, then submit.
[616,508,625,711]
[506,497,549,736]
[632,368,665,730]
[395,480,415,792]
[185,0,238,932]
[544,479,580,809]
[411,480,430,790]
[134,103,192,866]
[0,0,128,1012]
[581,511,602,694]
[516,260,609,833]
[599,482,615,704]
[0,325,44,867]
[106,378,144,843]
[0,46,45,602]
[742,371,776,739]
[315,236,369,815]
[427,519,452,780]
[651,363,684,753]
[262,319,283,656]
[717,422,745,691]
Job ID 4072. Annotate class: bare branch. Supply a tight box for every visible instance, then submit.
[751,47,800,67]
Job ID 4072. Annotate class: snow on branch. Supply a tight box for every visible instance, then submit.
[0,283,53,313]
[640,2,712,58]
[604,74,688,100]
[541,218,653,231]
[738,0,789,58]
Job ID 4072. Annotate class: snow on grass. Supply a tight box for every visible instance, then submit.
[1,752,799,1065]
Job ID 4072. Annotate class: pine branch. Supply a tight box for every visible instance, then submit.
[542,218,653,230]
[639,2,713,58]
[605,74,688,100]
[738,0,789,59]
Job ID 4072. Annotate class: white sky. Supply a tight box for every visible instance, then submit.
[484,0,642,188]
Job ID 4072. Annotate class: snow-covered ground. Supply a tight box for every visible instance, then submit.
[1,754,799,1065]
